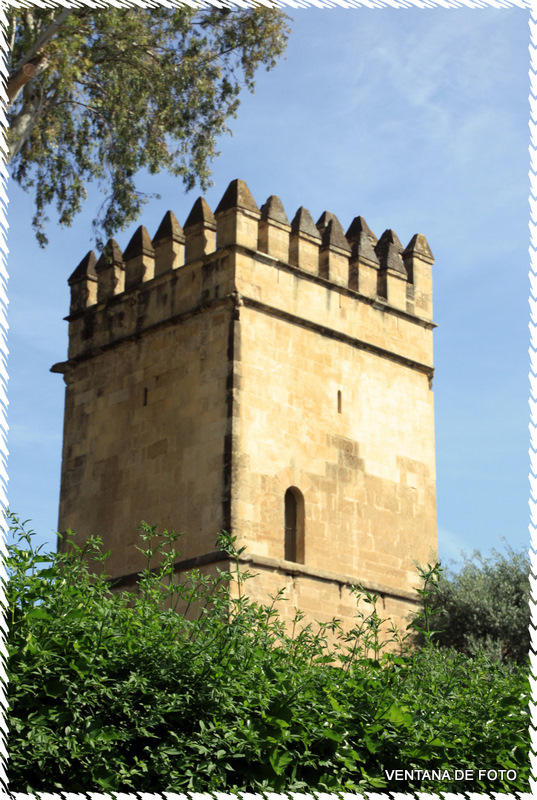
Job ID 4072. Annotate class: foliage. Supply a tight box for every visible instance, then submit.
[6,6,290,245]
[5,514,530,794]
[411,546,530,663]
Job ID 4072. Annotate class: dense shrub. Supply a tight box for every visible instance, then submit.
[411,546,530,663]
[5,514,530,793]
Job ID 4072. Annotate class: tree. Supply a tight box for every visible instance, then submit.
[6,5,290,246]
[413,546,530,663]
[5,515,529,793]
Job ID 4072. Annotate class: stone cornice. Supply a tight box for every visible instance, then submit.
[108,548,420,605]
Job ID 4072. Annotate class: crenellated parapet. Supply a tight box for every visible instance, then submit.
[65,179,434,364]
[69,178,433,316]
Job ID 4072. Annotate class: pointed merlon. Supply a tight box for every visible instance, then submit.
[316,211,338,237]
[123,225,154,261]
[349,233,379,266]
[214,179,260,215]
[152,210,185,246]
[321,217,351,253]
[95,239,124,272]
[260,195,290,226]
[375,229,406,275]
[68,251,97,285]
[346,216,378,246]
[184,197,216,229]
[377,229,403,252]
[403,233,434,263]
[291,207,322,240]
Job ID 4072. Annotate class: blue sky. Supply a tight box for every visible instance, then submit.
[5,5,530,568]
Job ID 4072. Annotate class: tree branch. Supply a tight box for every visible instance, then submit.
[8,94,42,162]
[9,85,61,163]
[7,7,72,109]
[11,6,71,75]
[7,56,48,104]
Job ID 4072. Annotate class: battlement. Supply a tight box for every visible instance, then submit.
[62,179,434,374]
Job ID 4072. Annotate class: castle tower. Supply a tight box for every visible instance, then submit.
[52,179,437,632]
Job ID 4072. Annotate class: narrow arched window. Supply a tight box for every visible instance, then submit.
[284,487,305,563]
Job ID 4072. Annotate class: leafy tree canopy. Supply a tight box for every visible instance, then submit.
[5,515,530,794]
[6,4,290,245]
[412,546,530,663]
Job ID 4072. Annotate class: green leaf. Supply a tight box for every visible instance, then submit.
[380,702,413,727]
[363,774,388,788]
[363,734,380,754]
[62,609,86,621]
[269,747,293,775]
[26,608,51,620]
[323,729,342,743]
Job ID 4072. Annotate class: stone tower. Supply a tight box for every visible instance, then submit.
[52,179,437,632]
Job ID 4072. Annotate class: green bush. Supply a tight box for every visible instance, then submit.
[412,546,530,663]
[5,514,530,793]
